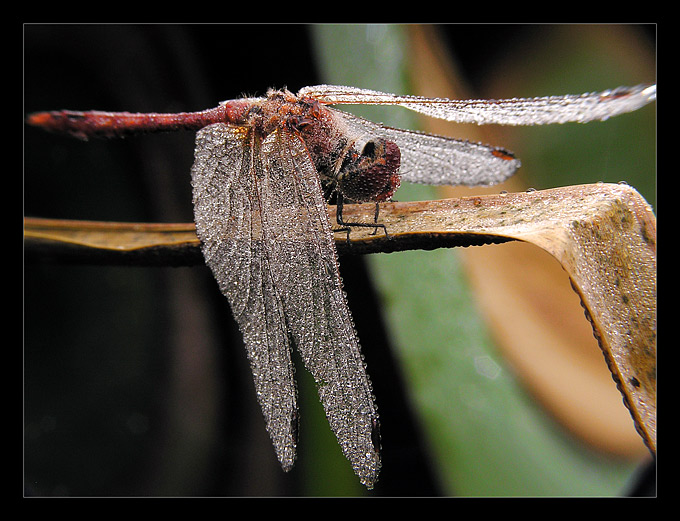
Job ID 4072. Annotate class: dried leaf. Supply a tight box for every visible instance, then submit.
[23,218,202,265]
[24,182,656,452]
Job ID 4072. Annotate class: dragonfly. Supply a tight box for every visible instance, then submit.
[27,83,656,489]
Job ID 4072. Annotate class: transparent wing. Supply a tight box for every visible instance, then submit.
[191,123,381,488]
[300,84,656,126]
[191,123,299,471]
[259,128,381,489]
[331,109,520,186]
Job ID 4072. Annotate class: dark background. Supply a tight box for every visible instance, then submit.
[24,24,424,497]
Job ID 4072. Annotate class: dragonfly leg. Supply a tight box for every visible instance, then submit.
[334,194,389,243]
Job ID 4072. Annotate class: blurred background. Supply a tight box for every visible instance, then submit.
[24,24,656,496]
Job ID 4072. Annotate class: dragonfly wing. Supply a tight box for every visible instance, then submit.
[301,84,656,125]
[258,128,381,489]
[191,123,299,471]
[191,123,381,488]
[332,109,520,187]
[380,124,519,186]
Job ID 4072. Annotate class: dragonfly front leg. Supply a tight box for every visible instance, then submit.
[334,193,389,243]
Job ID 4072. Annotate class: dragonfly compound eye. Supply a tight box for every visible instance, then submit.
[337,138,401,203]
